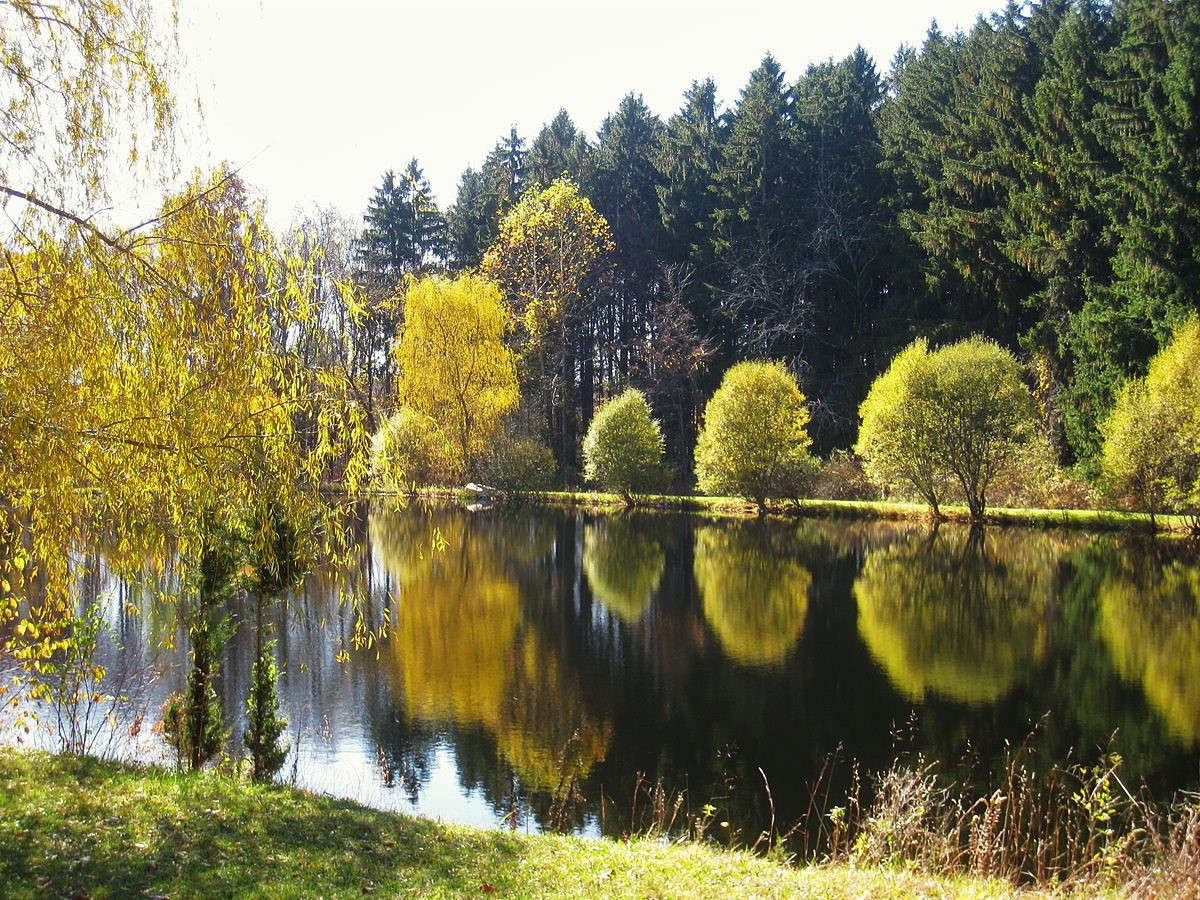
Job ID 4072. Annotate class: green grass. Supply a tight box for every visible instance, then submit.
[0,748,1053,899]
[414,485,1195,534]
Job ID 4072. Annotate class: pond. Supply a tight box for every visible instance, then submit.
[16,502,1200,844]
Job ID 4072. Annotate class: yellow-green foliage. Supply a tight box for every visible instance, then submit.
[481,178,614,359]
[857,337,1037,520]
[853,527,1053,704]
[692,524,811,669]
[370,407,447,489]
[694,360,813,510]
[582,519,665,622]
[582,389,665,500]
[1100,317,1200,516]
[393,273,519,479]
[1097,559,1200,745]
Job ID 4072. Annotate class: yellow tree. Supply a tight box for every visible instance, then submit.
[481,178,614,466]
[393,273,518,479]
[1100,317,1200,523]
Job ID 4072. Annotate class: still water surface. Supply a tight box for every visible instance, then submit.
[66,503,1200,839]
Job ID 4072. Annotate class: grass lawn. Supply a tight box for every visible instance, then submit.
[0,748,1062,899]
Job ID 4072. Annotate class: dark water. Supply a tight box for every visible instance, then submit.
[32,502,1200,841]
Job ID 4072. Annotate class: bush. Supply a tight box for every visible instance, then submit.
[811,451,879,501]
[582,389,666,503]
[478,435,557,493]
[694,361,814,512]
[856,337,1038,521]
[370,407,448,491]
[244,638,289,783]
[1100,317,1200,519]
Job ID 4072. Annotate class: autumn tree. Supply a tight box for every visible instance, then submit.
[1100,317,1200,521]
[481,178,614,468]
[582,389,665,503]
[1,0,367,673]
[694,361,814,512]
[352,161,448,421]
[393,273,519,478]
[857,337,1039,521]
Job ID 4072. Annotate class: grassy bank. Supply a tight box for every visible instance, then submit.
[0,749,1061,899]
[417,486,1192,534]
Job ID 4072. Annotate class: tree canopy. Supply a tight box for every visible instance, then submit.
[694,360,814,511]
[857,336,1038,520]
[393,273,519,479]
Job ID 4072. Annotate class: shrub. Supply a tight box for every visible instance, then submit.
[370,407,448,490]
[582,389,666,503]
[244,638,289,783]
[1100,317,1200,520]
[811,450,879,502]
[478,435,557,493]
[856,337,1038,521]
[694,361,814,512]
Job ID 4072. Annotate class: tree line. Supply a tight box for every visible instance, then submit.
[334,0,1199,480]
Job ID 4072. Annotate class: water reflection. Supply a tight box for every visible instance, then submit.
[693,521,811,669]
[582,517,665,623]
[1097,545,1200,745]
[8,504,1200,845]
[854,526,1053,704]
[372,505,612,796]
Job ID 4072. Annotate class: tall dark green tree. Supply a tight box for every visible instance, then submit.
[446,128,526,269]
[657,78,728,353]
[790,47,890,449]
[588,93,667,395]
[527,109,591,189]
[1008,1,1116,459]
[1068,0,1200,461]
[356,159,448,290]
[714,55,807,360]
[354,159,448,419]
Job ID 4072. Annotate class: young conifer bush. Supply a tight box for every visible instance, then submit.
[244,639,289,782]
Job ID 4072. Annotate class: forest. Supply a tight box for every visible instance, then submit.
[325,0,1198,483]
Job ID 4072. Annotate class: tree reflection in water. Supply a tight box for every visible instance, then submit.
[692,521,811,669]
[371,505,612,803]
[582,517,665,623]
[854,525,1053,705]
[1098,547,1200,745]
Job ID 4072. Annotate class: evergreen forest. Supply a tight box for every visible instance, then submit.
[342,0,1200,479]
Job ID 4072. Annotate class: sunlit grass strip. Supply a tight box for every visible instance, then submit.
[0,749,1038,900]
[415,486,1195,533]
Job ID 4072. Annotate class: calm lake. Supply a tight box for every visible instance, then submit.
[32,502,1200,842]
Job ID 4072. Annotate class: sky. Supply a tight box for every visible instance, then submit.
[169,0,998,229]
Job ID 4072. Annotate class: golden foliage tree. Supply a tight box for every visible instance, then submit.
[393,273,518,479]
[856,337,1038,521]
[694,360,814,512]
[1,4,372,690]
[481,178,614,465]
[1100,317,1200,522]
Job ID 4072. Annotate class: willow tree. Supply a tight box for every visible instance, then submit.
[481,178,614,467]
[1,1,366,676]
[393,273,518,479]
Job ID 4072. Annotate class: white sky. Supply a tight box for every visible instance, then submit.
[169,0,996,229]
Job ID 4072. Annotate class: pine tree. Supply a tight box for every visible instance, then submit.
[244,638,289,783]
